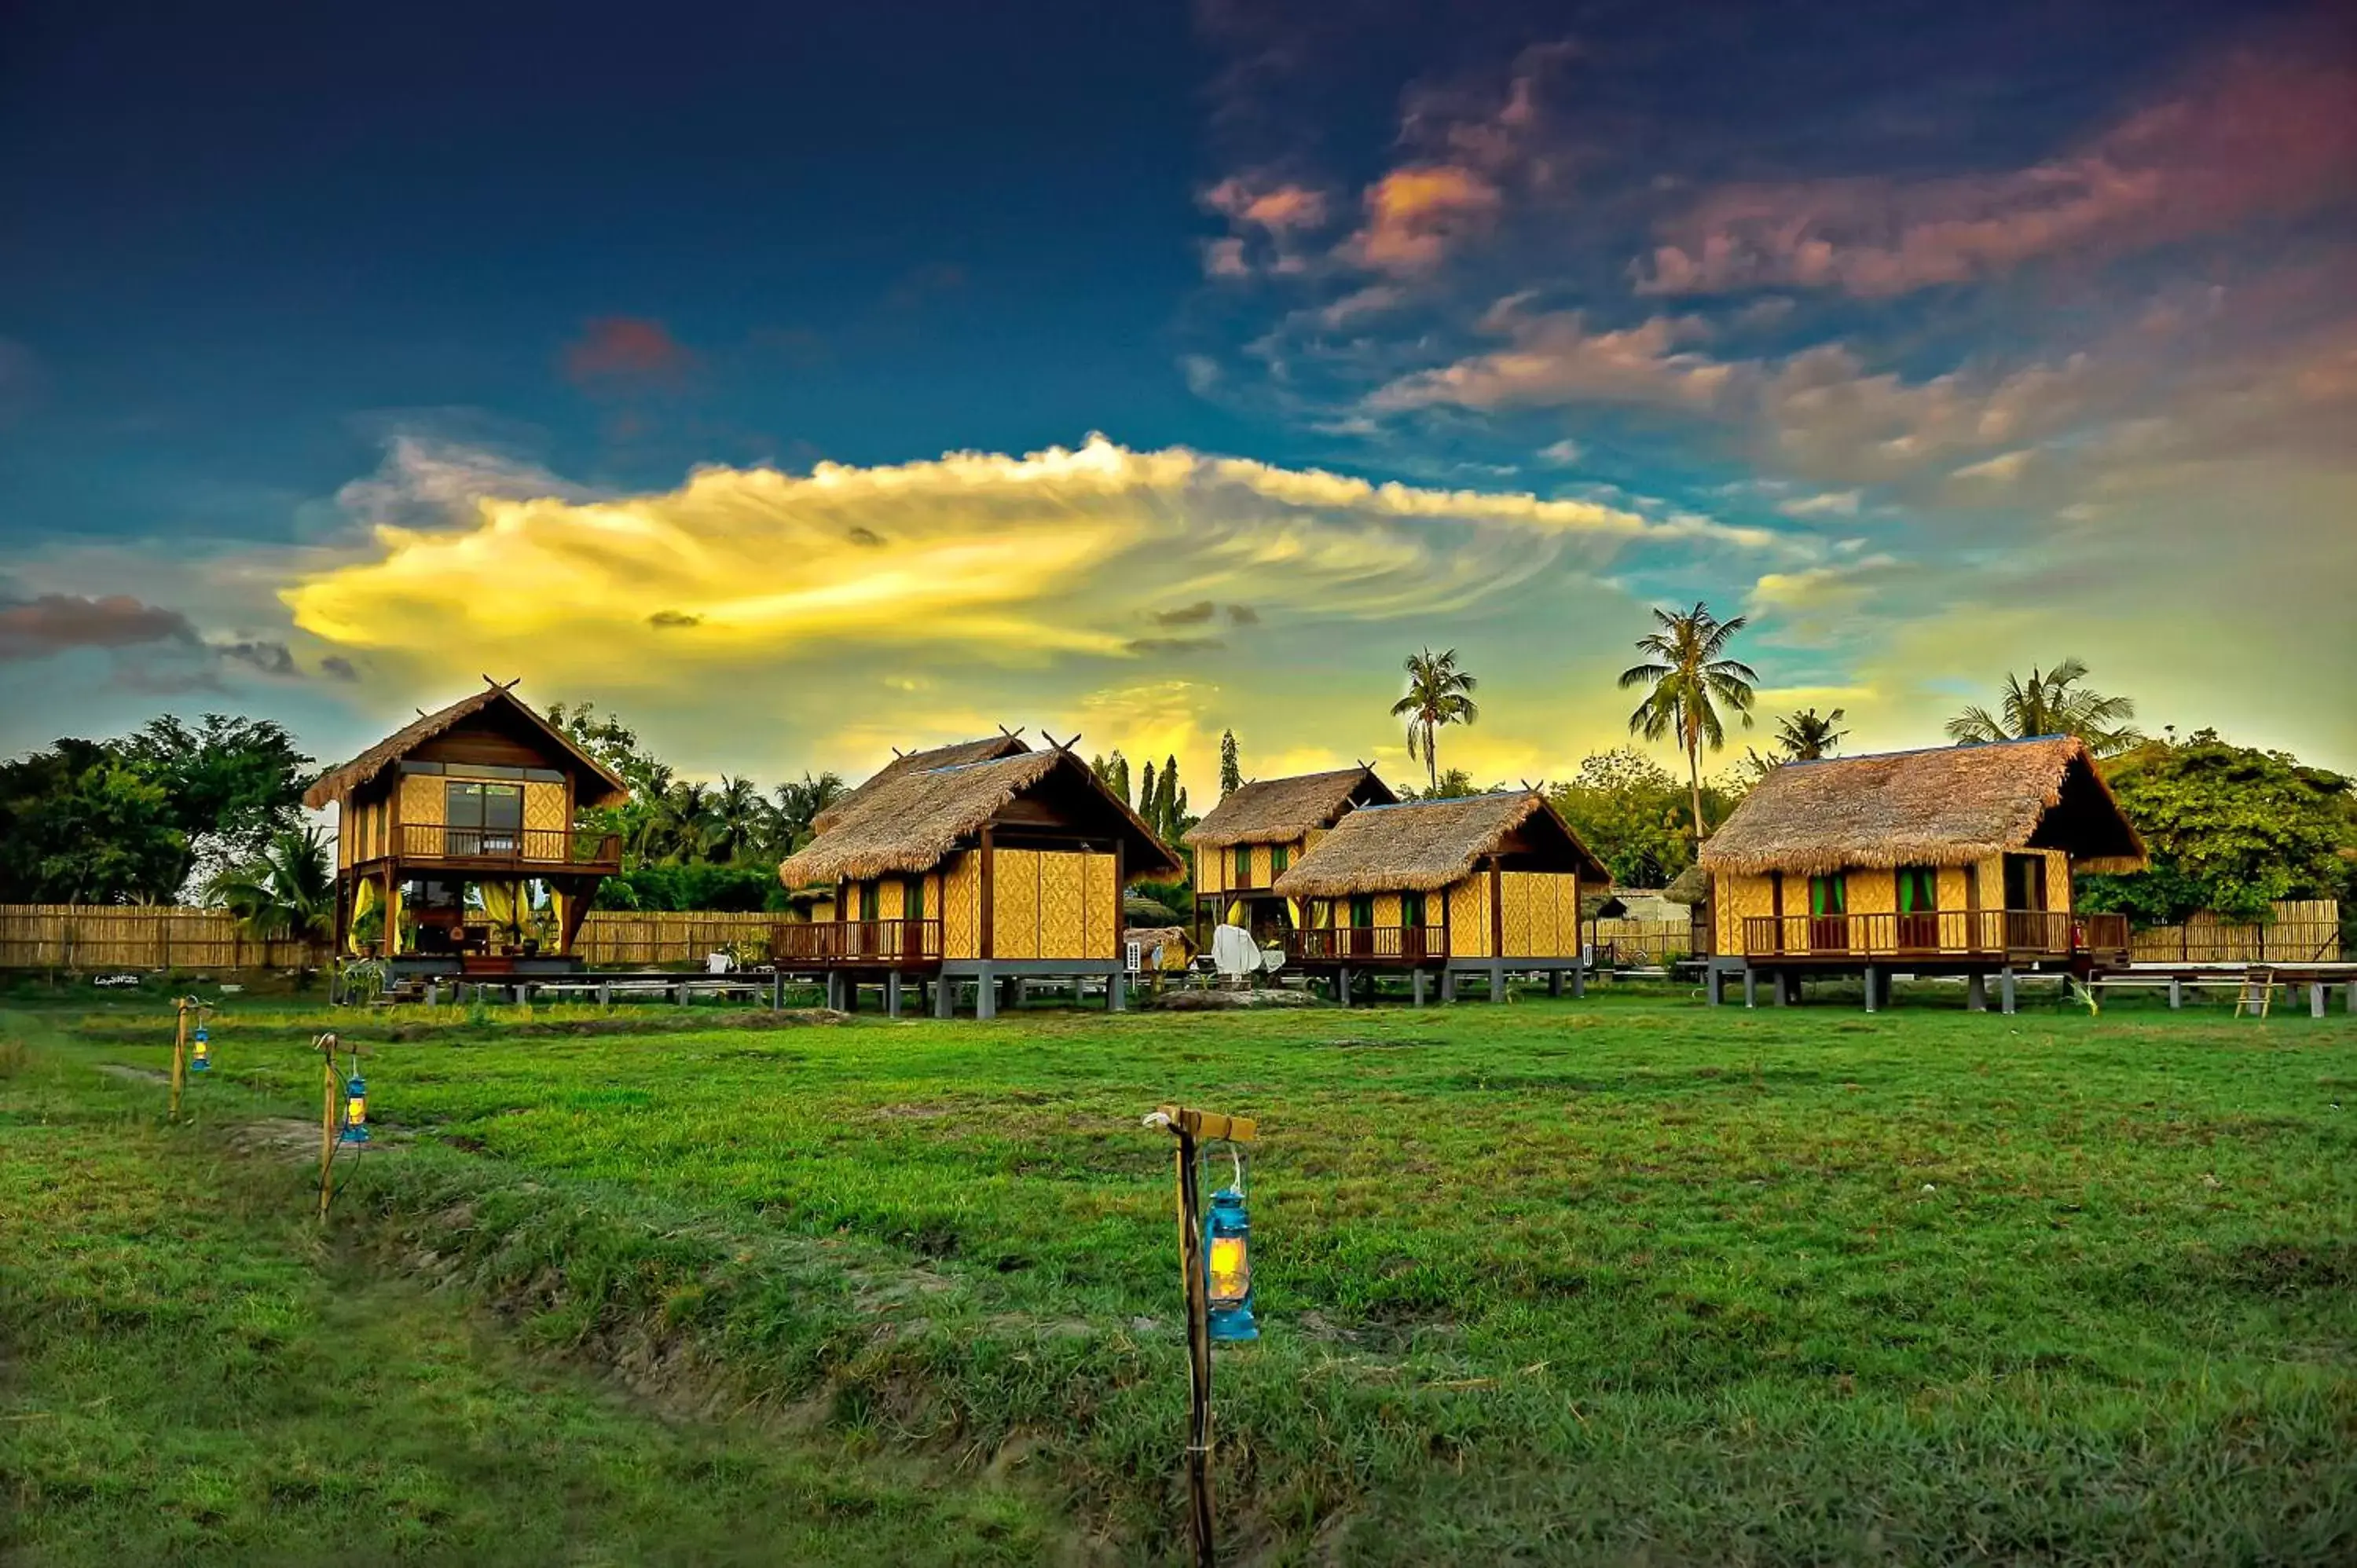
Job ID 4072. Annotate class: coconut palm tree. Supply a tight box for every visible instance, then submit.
[651,780,718,863]
[770,771,848,855]
[206,826,335,942]
[1391,647,1481,794]
[1619,602,1758,841]
[706,775,771,863]
[1774,706,1849,761]
[1945,658,2140,757]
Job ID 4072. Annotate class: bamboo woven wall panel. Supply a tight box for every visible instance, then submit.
[1038,852,1085,958]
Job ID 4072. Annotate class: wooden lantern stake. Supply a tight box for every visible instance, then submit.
[315,1032,341,1221]
[169,998,189,1120]
[1146,1104,1257,1568]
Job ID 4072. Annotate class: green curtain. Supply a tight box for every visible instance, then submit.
[1811,875,1846,916]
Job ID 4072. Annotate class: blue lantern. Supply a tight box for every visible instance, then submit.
[189,1024,211,1073]
[339,1072,370,1145]
[1204,1169,1258,1343]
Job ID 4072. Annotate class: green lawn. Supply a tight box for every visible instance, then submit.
[7,985,2357,1563]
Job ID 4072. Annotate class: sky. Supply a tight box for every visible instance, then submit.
[3,0,2353,796]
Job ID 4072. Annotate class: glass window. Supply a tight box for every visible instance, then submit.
[445,781,522,850]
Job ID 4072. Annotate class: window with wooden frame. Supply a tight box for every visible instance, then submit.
[445,780,522,854]
[1235,844,1254,886]
[1270,843,1288,876]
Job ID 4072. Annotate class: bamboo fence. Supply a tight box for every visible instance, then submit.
[0,905,326,972]
[2126,899,2341,964]
[5,899,2335,972]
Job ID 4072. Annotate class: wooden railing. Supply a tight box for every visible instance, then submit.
[772,919,944,965]
[1285,925,1444,963]
[390,825,623,870]
[1739,910,2129,959]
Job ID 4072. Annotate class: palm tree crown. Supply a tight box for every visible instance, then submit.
[207,826,336,943]
[1390,647,1480,793]
[1775,706,1849,761]
[1619,602,1758,840]
[1945,658,2140,757]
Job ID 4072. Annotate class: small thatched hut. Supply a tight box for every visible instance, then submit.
[304,680,628,973]
[1270,789,1608,1002]
[1697,736,2145,1007]
[812,733,1032,836]
[1182,766,1396,942]
[776,746,1182,1017]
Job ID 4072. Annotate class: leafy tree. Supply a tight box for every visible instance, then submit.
[1619,603,1757,841]
[120,713,311,896]
[650,780,717,863]
[1773,707,1848,761]
[1404,768,1501,801]
[15,761,185,904]
[1945,658,2141,757]
[205,826,335,941]
[548,701,675,866]
[2076,731,2353,926]
[1551,749,1693,888]
[1137,760,1157,828]
[1391,648,1479,795]
[1219,731,1241,797]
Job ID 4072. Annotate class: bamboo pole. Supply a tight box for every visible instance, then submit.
[169,997,189,1119]
[316,1033,339,1221]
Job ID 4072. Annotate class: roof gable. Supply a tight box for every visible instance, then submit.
[1697,736,2146,876]
[302,683,631,810]
[812,734,1032,834]
[1183,766,1397,848]
[781,747,1182,886]
[1271,789,1608,897]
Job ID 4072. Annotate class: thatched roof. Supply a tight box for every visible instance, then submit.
[1182,766,1396,848]
[1270,790,1608,897]
[1662,864,1711,906]
[812,734,1032,834]
[1697,736,2148,876]
[302,682,630,811]
[779,747,1183,886]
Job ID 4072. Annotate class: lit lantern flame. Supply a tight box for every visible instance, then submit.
[190,1026,211,1073]
[1208,1233,1249,1305]
[1203,1178,1258,1341]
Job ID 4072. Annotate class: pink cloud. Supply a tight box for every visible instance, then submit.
[0,593,196,660]
[1347,164,1505,275]
[1370,308,1732,411]
[563,317,695,386]
[1637,53,2357,297]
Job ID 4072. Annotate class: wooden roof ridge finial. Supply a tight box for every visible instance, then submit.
[1043,730,1080,753]
[995,723,1028,740]
[482,673,520,691]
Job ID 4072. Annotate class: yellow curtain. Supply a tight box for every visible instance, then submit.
[348,878,378,954]
[388,882,406,954]
[548,886,570,953]
[1225,900,1246,926]
[1286,899,1305,930]
[480,880,519,933]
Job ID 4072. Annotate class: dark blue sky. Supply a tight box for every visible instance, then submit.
[3,0,2352,774]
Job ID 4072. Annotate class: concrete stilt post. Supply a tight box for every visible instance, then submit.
[1411,969,1427,1007]
[1571,963,1585,999]
[1547,969,1564,998]
[825,972,844,1011]
[2168,977,2183,1010]
[425,980,440,1007]
[933,976,954,1019]
[1743,968,1758,1009]
[976,967,997,1020]
[885,973,903,1018]
[1490,965,1505,1003]
[2000,967,2017,1015]
[1109,971,1126,1013]
[1439,969,1457,1003]
[1967,973,1987,1012]
[1336,966,1352,1007]
[1864,965,1879,1014]
[2311,983,2327,1020]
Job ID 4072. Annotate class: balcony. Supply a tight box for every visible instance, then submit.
[1285,925,1443,965]
[383,823,623,874]
[773,918,944,966]
[1738,910,2130,962]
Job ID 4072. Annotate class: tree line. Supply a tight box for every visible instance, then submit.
[3,603,2351,938]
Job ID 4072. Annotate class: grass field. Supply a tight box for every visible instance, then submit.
[5,984,2356,1564]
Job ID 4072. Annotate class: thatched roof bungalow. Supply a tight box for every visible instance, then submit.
[304,680,629,968]
[775,748,1181,1002]
[1699,736,2144,968]
[1182,766,1395,937]
[1269,789,1607,979]
[811,733,1032,835]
